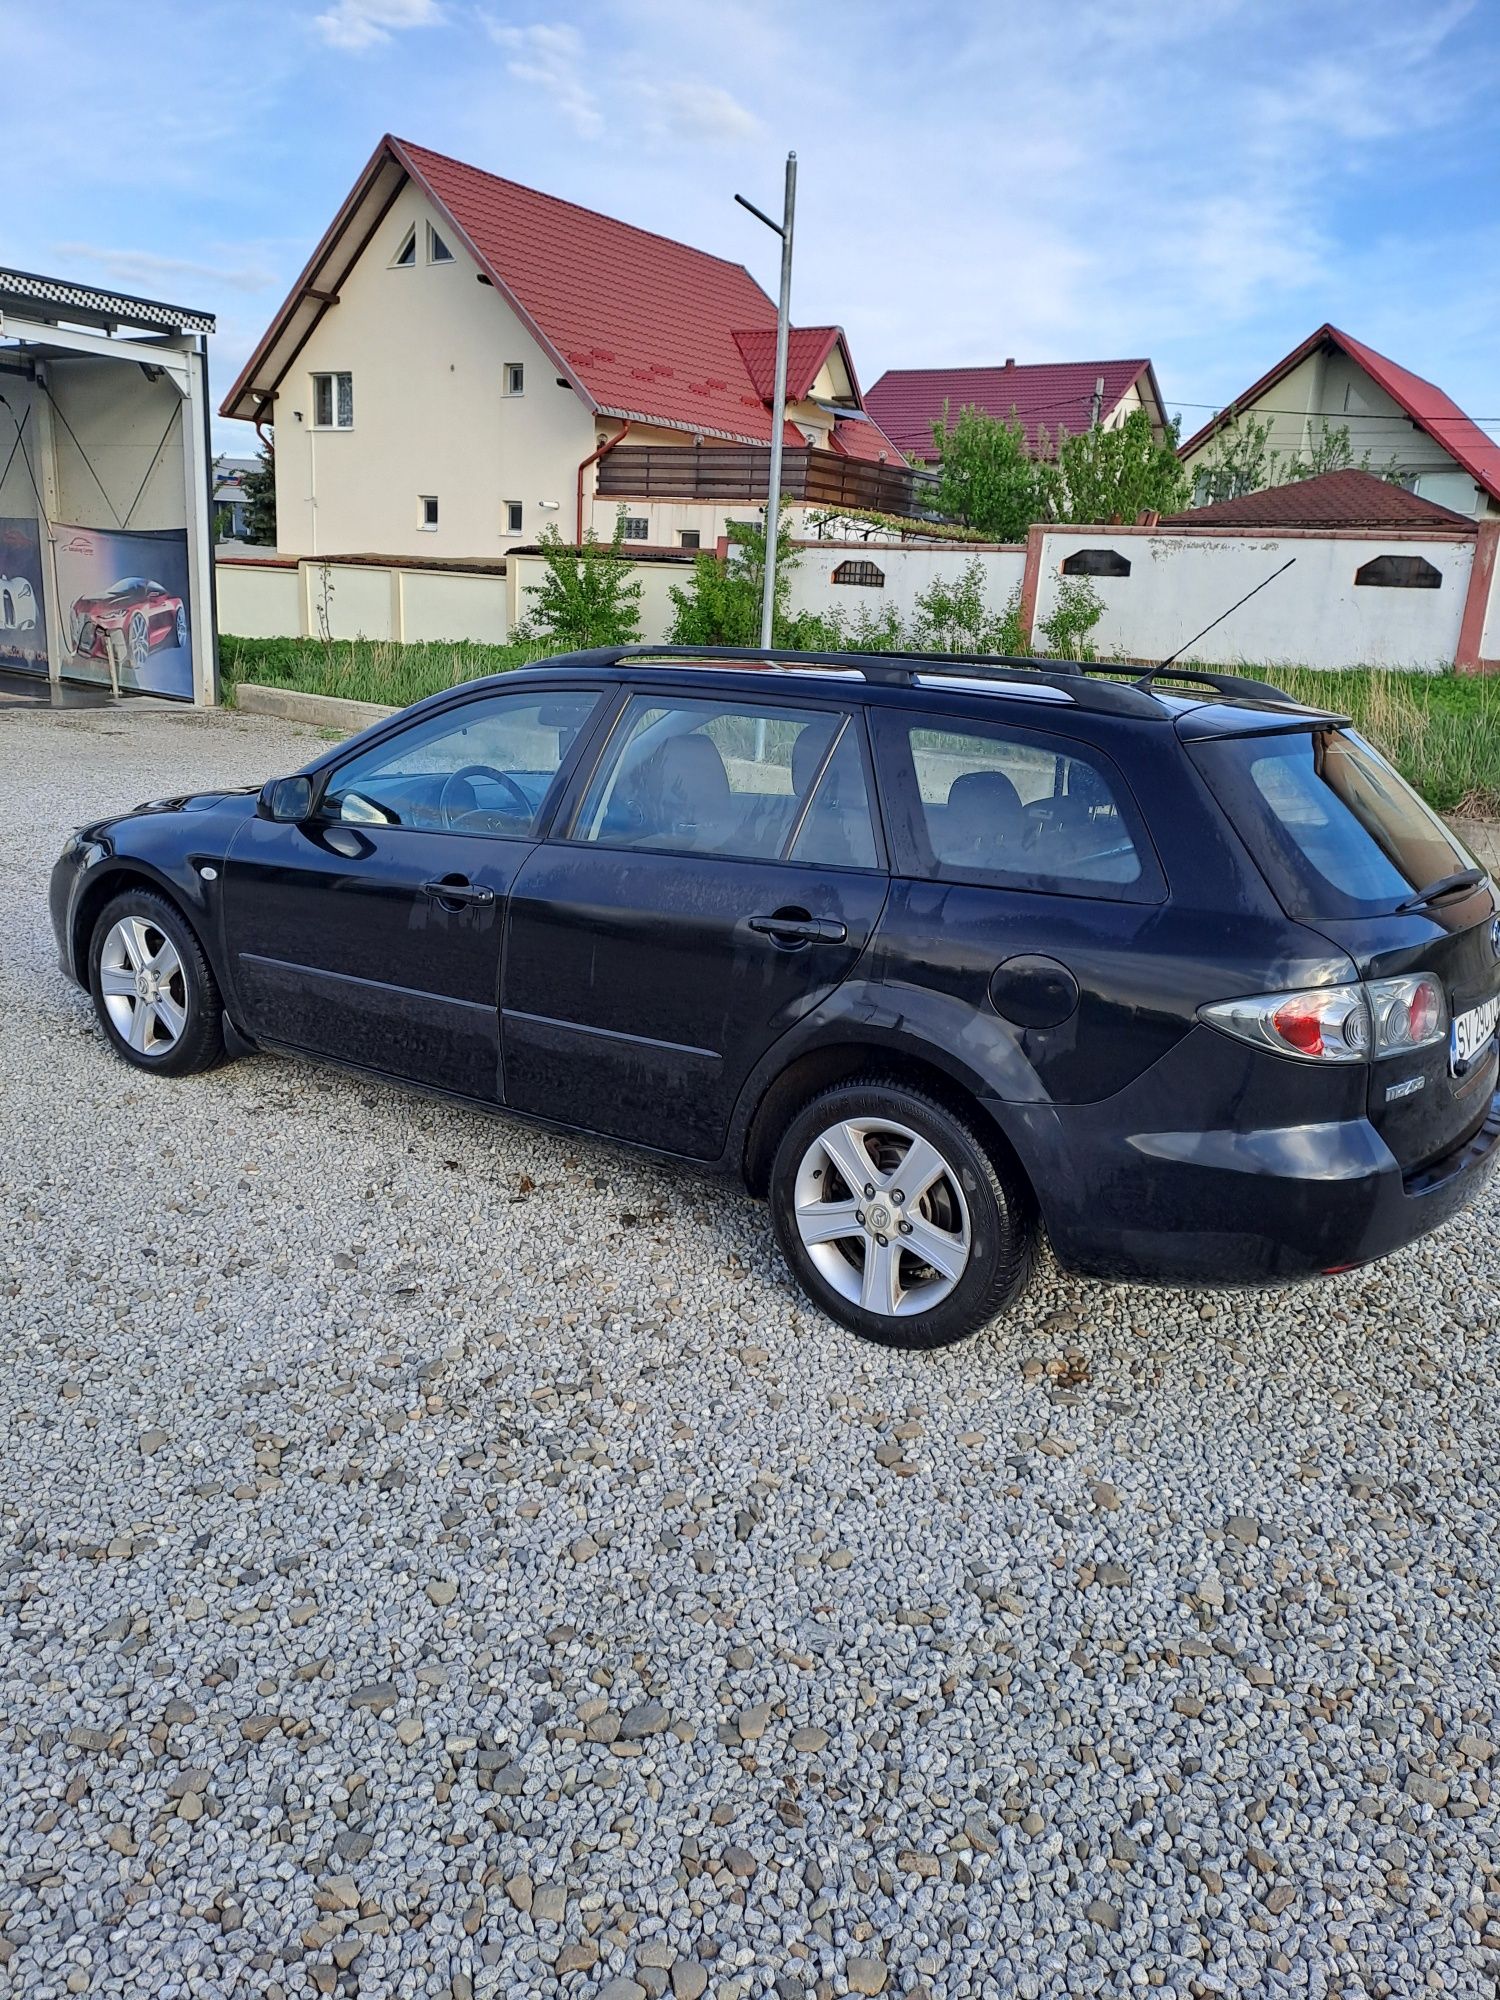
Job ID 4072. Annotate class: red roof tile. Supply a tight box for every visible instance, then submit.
[732,325,841,403]
[1178,325,1500,507]
[1161,468,1476,532]
[865,359,1155,456]
[223,135,898,454]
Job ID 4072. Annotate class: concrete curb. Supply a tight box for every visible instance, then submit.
[233,682,398,731]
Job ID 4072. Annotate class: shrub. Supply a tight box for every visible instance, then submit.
[1036,576,1105,660]
[517,513,643,649]
[668,507,806,646]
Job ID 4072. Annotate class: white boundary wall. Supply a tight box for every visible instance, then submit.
[786,542,1027,628]
[217,520,1500,674]
[1033,528,1473,670]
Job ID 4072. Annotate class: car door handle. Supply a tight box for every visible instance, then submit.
[748,913,847,945]
[422,875,495,907]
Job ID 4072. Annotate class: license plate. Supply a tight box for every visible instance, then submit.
[1451,993,1500,1071]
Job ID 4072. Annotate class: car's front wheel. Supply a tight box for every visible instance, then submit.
[88,890,225,1076]
[769,1080,1035,1349]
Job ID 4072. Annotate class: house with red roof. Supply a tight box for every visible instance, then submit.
[1177,325,1500,523]
[221,135,904,560]
[863,358,1169,461]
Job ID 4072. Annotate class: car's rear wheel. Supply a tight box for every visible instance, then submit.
[174,604,187,650]
[769,1079,1035,1348]
[88,890,225,1076]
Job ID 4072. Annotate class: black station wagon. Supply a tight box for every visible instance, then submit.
[50,646,1500,1348]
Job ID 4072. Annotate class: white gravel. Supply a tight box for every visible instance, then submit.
[3,704,1500,2000]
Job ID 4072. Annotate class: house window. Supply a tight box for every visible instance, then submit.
[428,224,454,264]
[505,502,524,534]
[505,363,525,396]
[1354,555,1442,589]
[1061,548,1131,578]
[392,227,417,268]
[832,560,886,588]
[679,530,701,550]
[622,517,650,541]
[419,496,439,531]
[312,372,353,429]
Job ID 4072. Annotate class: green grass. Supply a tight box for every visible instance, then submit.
[220,634,543,708]
[220,633,1500,819]
[1252,666,1500,818]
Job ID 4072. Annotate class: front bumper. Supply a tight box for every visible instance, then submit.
[992,1031,1500,1288]
[49,841,94,985]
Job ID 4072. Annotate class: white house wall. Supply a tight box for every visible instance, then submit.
[1034,529,1473,669]
[269,178,597,559]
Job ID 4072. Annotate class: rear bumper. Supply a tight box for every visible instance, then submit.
[993,1071,1500,1289]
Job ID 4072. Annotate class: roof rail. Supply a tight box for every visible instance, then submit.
[528,645,1301,717]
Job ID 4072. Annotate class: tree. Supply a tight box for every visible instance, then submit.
[242,442,277,546]
[518,513,643,648]
[927,404,1060,541]
[668,506,828,646]
[1191,411,1403,506]
[1053,407,1189,522]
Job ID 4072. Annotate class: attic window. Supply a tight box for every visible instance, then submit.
[832,560,885,588]
[1355,554,1442,589]
[392,227,416,268]
[1061,548,1131,578]
[505,363,525,397]
[428,225,454,264]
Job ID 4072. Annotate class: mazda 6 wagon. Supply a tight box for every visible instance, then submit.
[50,646,1500,1347]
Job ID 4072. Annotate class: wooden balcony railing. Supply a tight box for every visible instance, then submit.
[596,443,944,519]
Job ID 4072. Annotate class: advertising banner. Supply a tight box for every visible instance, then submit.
[53,524,193,698]
[0,517,48,677]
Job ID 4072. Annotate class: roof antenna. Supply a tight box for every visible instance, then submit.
[1141,556,1296,683]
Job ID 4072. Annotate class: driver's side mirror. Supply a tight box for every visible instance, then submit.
[257,774,315,822]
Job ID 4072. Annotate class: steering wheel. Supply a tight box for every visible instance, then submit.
[437,763,531,828]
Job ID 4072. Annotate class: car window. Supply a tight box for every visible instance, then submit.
[571,695,878,867]
[1189,727,1475,920]
[322,688,600,836]
[876,713,1153,899]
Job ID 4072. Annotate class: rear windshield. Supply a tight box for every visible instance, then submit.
[1191,726,1477,920]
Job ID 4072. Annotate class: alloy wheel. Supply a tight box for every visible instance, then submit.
[792,1115,972,1317]
[128,611,150,670]
[98,915,187,1056]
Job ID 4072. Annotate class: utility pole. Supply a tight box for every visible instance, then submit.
[735,152,797,648]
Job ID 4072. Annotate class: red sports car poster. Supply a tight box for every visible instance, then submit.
[0,517,48,677]
[54,525,192,698]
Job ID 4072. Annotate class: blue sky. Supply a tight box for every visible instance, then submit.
[4,0,1497,457]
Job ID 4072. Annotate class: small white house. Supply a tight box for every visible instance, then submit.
[1178,324,1500,521]
[221,135,903,561]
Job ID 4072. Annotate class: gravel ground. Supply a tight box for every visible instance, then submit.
[3,705,1500,2000]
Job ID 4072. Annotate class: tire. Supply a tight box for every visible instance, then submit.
[88,889,226,1077]
[769,1078,1035,1349]
[127,610,150,672]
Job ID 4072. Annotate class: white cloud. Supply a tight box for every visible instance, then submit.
[486,22,601,137]
[630,79,761,150]
[52,243,276,297]
[312,0,441,51]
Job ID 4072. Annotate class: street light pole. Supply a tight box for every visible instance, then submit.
[735,151,797,649]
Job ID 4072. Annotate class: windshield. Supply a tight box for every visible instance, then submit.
[1191,726,1479,920]
[105,578,149,597]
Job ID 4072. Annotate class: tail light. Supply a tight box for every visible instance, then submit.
[1201,985,1369,1063]
[1366,974,1446,1055]
[1200,974,1447,1064]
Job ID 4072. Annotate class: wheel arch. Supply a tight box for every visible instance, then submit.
[738,1033,1039,1213]
[73,862,205,980]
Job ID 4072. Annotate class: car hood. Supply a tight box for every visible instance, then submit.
[83,787,259,837]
